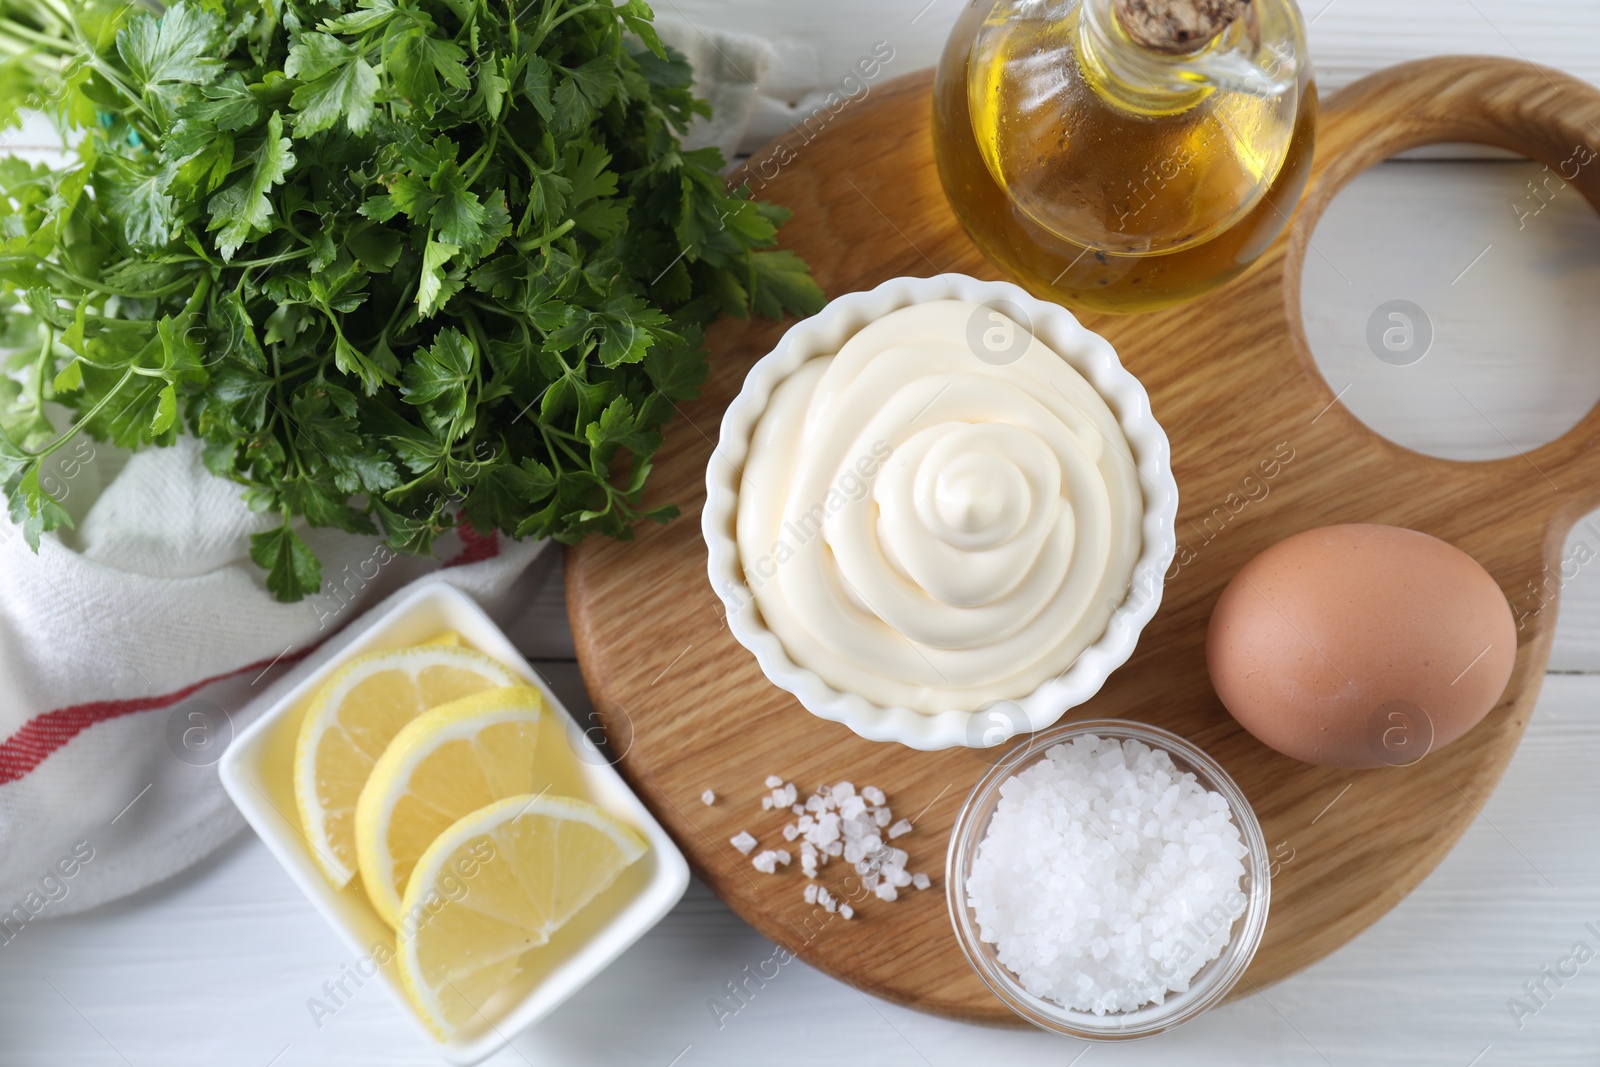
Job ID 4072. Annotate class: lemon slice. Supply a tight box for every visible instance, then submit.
[396,795,648,1038]
[355,686,546,926]
[294,643,520,886]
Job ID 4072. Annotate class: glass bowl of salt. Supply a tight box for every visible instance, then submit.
[946,718,1270,1038]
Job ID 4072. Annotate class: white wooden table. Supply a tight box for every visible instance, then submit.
[7,2,1600,1063]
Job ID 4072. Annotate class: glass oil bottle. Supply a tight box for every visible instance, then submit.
[933,0,1317,313]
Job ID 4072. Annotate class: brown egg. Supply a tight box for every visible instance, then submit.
[1207,524,1516,768]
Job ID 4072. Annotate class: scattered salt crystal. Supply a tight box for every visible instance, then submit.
[730,831,758,855]
[752,773,932,915]
[701,790,716,806]
[839,904,854,920]
[964,735,1247,1015]
[912,873,931,890]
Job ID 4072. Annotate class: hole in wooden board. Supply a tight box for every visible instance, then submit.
[1300,155,1600,461]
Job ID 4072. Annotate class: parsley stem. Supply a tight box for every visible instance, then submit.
[0,36,59,78]
[181,272,213,321]
[188,247,314,269]
[29,326,54,419]
[88,60,141,110]
[0,16,72,52]
[512,218,573,252]
[29,0,73,29]
[545,425,586,445]
[503,135,540,174]
[69,37,156,135]
[373,276,419,343]
[543,422,586,466]
[535,1,601,46]
[464,124,500,184]
[536,424,567,475]
[36,261,193,300]
[60,353,125,369]
[463,297,520,323]
[24,365,135,464]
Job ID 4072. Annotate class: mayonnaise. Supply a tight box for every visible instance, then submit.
[736,299,1142,713]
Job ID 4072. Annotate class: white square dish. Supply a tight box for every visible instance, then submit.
[218,581,689,1064]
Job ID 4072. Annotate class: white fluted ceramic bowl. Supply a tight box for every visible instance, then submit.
[702,274,1178,750]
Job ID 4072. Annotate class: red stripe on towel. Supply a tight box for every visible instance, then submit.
[0,645,316,786]
[443,524,500,568]
[0,525,503,785]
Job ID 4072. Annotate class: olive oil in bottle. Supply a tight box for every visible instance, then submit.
[933,0,1317,313]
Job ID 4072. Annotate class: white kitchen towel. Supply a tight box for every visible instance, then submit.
[654,17,777,163]
[0,436,545,923]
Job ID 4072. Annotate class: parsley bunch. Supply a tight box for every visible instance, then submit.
[0,0,823,599]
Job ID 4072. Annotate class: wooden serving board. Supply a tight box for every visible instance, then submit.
[567,57,1600,1022]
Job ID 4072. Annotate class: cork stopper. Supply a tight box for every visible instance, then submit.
[1113,0,1251,54]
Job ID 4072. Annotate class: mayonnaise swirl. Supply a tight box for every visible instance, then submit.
[736,300,1142,713]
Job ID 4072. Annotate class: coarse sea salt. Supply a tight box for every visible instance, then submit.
[965,735,1248,1016]
[744,775,935,913]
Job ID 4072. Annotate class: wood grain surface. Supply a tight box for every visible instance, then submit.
[565,57,1600,1022]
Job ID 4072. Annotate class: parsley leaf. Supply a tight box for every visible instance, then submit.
[249,523,321,601]
[206,110,295,259]
[287,35,379,135]
[115,0,223,92]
